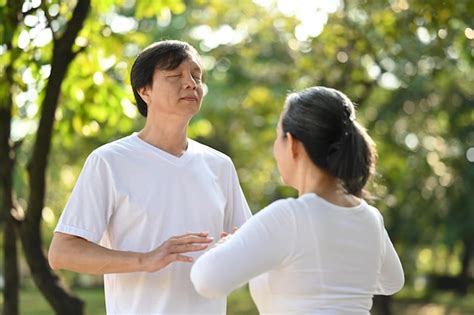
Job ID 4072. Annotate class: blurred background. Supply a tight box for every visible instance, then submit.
[0,0,473,314]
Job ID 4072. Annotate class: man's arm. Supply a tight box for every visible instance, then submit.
[48,231,213,275]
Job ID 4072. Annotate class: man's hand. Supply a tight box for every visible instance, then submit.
[141,232,213,272]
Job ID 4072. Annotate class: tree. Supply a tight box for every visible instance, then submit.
[1,0,91,313]
[0,1,23,313]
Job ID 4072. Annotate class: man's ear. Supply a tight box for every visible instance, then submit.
[286,132,301,160]
[137,86,151,105]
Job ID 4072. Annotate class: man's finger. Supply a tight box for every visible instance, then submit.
[172,231,209,239]
[164,253,194,264]
[171,235,214,245]
[170,243,209,254]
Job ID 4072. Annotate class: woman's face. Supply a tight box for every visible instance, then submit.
[273,116,291,185]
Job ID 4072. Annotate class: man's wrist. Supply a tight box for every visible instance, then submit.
[136,251,149,272]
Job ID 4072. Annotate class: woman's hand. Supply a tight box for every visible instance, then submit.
[213,227,239,248]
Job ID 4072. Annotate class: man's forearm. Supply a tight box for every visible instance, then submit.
[48,233,145,274]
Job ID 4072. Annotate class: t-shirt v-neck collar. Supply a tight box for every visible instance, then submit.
[131,132,196,167]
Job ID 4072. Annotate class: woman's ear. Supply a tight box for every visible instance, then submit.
[286,132,301,160]
[137,86,150,105]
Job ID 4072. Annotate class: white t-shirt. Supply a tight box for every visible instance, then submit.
[55,133,251,314]
[191,193,404,315]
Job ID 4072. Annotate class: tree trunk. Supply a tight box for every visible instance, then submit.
[0,0,23,313]
[373,295,392,315]
[18,0,91,313]
[458,237,472,295]
[3,218,19,315]
[0,63,20,315]
[0,100,20,315]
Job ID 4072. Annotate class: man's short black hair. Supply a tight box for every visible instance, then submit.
[130,40,201,117]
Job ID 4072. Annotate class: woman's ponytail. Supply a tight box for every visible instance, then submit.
[282,86,376,197]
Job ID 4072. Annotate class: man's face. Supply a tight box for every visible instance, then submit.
[139,53,204,118]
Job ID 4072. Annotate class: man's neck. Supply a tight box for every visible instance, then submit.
[138,114,190,157]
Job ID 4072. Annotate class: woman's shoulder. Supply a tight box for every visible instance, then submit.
[251,197,302,225]
[365,203,386,228]
[262,196,301,212]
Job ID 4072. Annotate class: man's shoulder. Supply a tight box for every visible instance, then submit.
[190,139,233,165]
[90,134,136,160]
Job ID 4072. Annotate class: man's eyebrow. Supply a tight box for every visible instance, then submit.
[191,66,202,73]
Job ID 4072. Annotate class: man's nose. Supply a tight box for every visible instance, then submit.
[183,74,197,89]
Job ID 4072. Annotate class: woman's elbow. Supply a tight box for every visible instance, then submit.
[391,269,405,294]
[192,278,225,299]
[380,274,405,295]
[393,274,405,294]
[190,263,227,299]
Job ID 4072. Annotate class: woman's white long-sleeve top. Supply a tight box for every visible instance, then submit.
[191,193,404,315]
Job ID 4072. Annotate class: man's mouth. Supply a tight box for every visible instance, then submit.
[181,96,199,102]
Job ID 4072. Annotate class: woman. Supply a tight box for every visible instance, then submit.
[191,86,404,314]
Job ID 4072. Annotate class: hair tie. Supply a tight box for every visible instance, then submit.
[341,103,354,138]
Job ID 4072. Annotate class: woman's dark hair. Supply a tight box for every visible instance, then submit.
[281,86,376,197]
[130,40,201,117]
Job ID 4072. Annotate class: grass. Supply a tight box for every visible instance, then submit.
[18,286,105,315]
[4,286,474,315]
[10,285,258,315]
[227,286,258,315]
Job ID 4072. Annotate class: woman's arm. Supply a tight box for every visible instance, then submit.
[191,200,295,298]
[376,231,405,295]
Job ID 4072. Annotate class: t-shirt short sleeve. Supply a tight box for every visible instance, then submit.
[223,157,252,232]
[55,152,115,243]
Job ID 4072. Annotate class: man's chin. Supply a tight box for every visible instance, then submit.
[182,104,202,118]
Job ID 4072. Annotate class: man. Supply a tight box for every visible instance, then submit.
[48,40,251,314]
